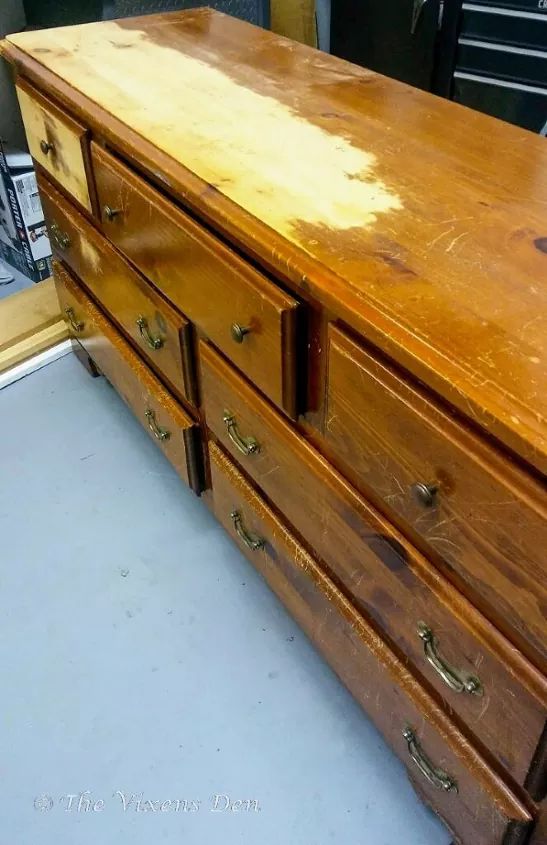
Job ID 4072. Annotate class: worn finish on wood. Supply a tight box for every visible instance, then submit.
[200,340,547,789]
[324,325,547,672]
[92,143,299,416]
[16,80,92,213]
[53,261,201,492]
[39,174,196,407]
[4,9,547,471]
[209,442,533,845]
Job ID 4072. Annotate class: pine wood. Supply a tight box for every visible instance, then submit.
[92,143,300,416]
[324,325,547,671]
[0,277,67,374]
[200,339,547,789]
[38,174,196,407]
[209,442,533,845]
[3,9,547,470]
[53,261,201,492]
[16,80,93,213]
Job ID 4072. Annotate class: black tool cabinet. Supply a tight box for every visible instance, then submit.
[331,0,547,135]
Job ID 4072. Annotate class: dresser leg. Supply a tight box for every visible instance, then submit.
[72,340,100,378]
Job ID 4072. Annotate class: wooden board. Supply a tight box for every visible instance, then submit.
[0,278,67,374]
[270,0,317,47]
[2,10,547,473]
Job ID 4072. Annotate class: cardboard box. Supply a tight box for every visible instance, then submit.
[0,140,52,283]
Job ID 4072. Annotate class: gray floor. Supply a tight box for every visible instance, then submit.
[0,353,451,845]
[0,258,35,299]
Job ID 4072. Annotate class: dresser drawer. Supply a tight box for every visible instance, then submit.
[324,326,547,672]
[209,442,533,845]
[200,340,547,788]
[54,261,201,492]
[39,176,196,407]
[16,81,93,213]
[91,143,300,416]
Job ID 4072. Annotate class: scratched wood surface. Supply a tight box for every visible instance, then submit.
[4,9,547,472]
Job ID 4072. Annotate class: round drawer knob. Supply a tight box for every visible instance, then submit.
[103,205,121,222]
[40,139,54,155]
[230,322,251,344]
[410,482,438,507]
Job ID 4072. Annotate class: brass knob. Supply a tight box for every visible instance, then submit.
[411,482,438,507]
[103,205,121,222]
[231,323,251,344]
[40,139,54,155]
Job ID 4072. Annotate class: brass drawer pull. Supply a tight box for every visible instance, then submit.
[231,510,265,551]
[103,204,121,222]
[411,481,438,507]
[136,316,164,350]
[145,409,170,441]
[223,412,260,455]
[40,139,54,155]
[50,223,70,251]
[403,727,458,793]
[231,322,251,344]
[417,623,483,696]
[64,306,84,333]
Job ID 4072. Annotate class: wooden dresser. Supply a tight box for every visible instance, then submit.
[2,10,546,843]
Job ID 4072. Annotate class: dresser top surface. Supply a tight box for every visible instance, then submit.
[5,9,547,470]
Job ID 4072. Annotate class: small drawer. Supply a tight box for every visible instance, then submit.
[54,261,201,493]
[200,340,547,789]
[91,143,300,416]
[16,80,93,213]
[209,442,533,845]
[39,175,196,407]
[456,38,547,88]
[324,326,547,672]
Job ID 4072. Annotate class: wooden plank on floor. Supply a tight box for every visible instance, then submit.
[0,277,68,373]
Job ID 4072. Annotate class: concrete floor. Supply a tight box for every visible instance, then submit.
[0,257,35,299]
[0,352,452,845]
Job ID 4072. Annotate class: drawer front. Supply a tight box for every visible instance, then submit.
[209,442,533,845]
[456,39,547,87]
[461,4,547,50]
[54,260,201,492]
[16,81,93,213]
[453,72,547,134]
[324,326,547,671]
[200,340,547,787]
[39,175,196,406]
[92,143,300,416]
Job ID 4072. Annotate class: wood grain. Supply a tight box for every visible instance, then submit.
[16,79,92,212]
[200,339,547,788]
[209,442,534,845]
[0,277,67,374]
[324,325,547,672]
[53,261,201,492]
[3,10,547,470]
[92,143,300,416]
[38,174,196,406]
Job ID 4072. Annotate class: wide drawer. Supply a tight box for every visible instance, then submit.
[456,38,547,87]
[38,175,196,407]
[453,72,547,134]
[53,261,201,493]
[16,80,93,213]
[209,442,533,845]
[91,143,300,416]
[323,325,547,672]
[200,340,547,789]
[460,4,547,50]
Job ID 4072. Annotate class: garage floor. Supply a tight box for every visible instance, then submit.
[0,352,451,845]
